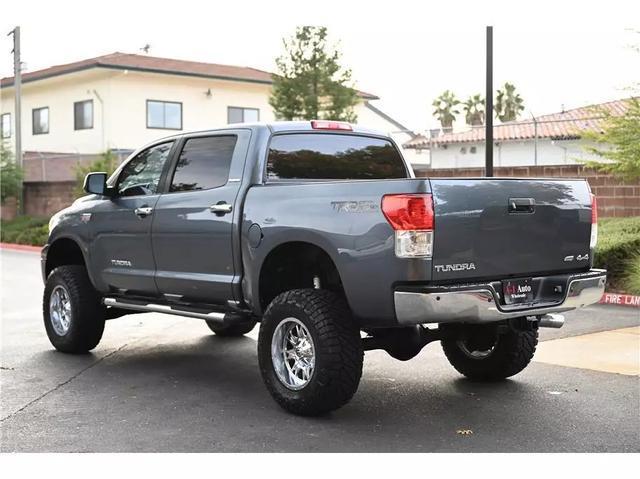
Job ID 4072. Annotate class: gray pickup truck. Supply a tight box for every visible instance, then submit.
[42,120,606,415]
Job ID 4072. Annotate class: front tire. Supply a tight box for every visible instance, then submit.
[43,265,105,354]
[258,289,363,416]
[442,323,538,381]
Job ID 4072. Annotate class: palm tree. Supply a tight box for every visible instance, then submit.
[432,90,460,132]
[463,94,485,126]
[495,82,525,122]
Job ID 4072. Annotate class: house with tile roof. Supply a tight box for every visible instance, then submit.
[403,99,631,170]
[0,52,416,215]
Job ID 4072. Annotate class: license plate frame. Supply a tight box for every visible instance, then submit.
[502,278,535,305]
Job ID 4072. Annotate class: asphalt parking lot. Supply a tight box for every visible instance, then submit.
[1,248,638,452]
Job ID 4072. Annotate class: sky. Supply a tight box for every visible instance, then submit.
[2,0,639,133]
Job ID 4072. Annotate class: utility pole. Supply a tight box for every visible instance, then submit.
[485,26,494,177]
[9,26,23,214]
[530,112,538,166]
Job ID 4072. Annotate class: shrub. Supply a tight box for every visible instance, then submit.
[1,142,23,203]
[623,252,640,295]
[1,216,49,246]
[594,217,640,292]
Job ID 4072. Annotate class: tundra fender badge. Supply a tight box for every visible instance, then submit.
[434,263,476,273]
[111,259,132,267]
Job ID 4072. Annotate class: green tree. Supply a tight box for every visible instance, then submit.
[269,26,359,122]
[495,82,524,122]
[0,142,23,203]
[582,97,640,181]
[463,94,485,126]
[74,150,119,198]
[432,90,460,132]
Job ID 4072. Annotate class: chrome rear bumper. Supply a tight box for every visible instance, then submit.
[394,269,606,325]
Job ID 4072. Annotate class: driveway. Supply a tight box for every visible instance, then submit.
[1,248,638,452]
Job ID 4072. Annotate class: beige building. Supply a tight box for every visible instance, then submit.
[0,52,417,216]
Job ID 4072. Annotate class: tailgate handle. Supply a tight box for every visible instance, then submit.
[508,197,535,214]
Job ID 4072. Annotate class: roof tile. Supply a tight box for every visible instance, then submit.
[1,52,378,99]
[404,98,634,148]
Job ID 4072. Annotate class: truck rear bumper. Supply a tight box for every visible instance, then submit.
[394,269,606,325]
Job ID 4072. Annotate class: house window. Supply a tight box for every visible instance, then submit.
[147,100,182,130]
[32,107,49,135]
[227,107,259,124]
[74,100,93,130]
[470,146,477,154]
[1,113,10,139]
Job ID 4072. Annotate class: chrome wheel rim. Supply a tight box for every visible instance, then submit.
[49,285,72,336]
[457,339,496,359]
[271,318,316,390]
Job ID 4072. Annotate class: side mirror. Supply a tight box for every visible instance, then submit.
[83,172,108,195]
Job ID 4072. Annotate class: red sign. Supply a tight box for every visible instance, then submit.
[599,293,640,308]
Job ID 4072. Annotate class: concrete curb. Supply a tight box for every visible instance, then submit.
[0,242,42,253]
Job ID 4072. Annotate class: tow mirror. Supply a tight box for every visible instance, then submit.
[83,172,109,196]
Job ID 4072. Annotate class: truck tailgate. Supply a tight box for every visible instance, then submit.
[429,178,593,282]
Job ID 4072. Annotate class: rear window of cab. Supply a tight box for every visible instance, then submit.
[266,133,408,181]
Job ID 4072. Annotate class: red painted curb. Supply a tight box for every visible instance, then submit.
[0,242,42,253]
[599,293,640,308]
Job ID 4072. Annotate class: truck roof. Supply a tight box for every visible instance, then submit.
[153,121,390,143]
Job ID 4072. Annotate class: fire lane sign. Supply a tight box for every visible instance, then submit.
[599,293,640,308]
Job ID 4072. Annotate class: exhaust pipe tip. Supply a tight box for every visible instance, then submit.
[538,313,565,329]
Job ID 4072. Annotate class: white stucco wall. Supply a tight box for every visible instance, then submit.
[1,70,112,154]
[1,69,414,159]
[428,138,602,168]
[1,69,276,154]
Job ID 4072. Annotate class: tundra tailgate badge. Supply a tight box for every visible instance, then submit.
[434,263,476,273]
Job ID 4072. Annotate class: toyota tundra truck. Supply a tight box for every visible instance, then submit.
[42,120,606,416]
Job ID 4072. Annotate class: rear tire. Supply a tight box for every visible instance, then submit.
[442,323,538,381]
[258,289,363,416]
[205,319,256,337]
[43,265,105,354]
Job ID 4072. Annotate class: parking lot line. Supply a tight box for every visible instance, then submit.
[534,326,640,376]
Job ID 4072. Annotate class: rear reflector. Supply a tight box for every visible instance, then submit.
[310,120,352,131]
[382,194,434,258]
[590,194,598,248]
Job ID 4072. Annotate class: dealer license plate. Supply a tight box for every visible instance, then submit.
[502,278,535,305]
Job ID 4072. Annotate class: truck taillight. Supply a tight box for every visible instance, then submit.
[590,193,598,248]
[382,194,434,258]
[310,120,352,131]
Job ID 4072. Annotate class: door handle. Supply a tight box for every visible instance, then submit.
[209,203,233,215]
[134,206,154,217]
[508,198,535,214]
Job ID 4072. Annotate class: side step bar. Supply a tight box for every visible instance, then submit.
[103,297,226,323]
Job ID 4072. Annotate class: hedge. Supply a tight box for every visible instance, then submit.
[0,216,49,247]
[594,216,640,292]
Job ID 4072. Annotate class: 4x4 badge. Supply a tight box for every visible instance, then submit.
[564,254,589,262]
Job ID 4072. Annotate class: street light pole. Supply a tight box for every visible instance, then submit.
[9,26,23,214]
[485,26,494,177]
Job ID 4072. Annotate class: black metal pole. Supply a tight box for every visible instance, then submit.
[485,26,494,177]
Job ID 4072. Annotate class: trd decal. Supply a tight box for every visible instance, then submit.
[331,201,378,213]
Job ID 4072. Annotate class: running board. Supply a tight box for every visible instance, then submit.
[103,297,226,323]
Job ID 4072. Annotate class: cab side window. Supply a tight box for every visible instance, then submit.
[117,142,174,197]
[169,136,237,192]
